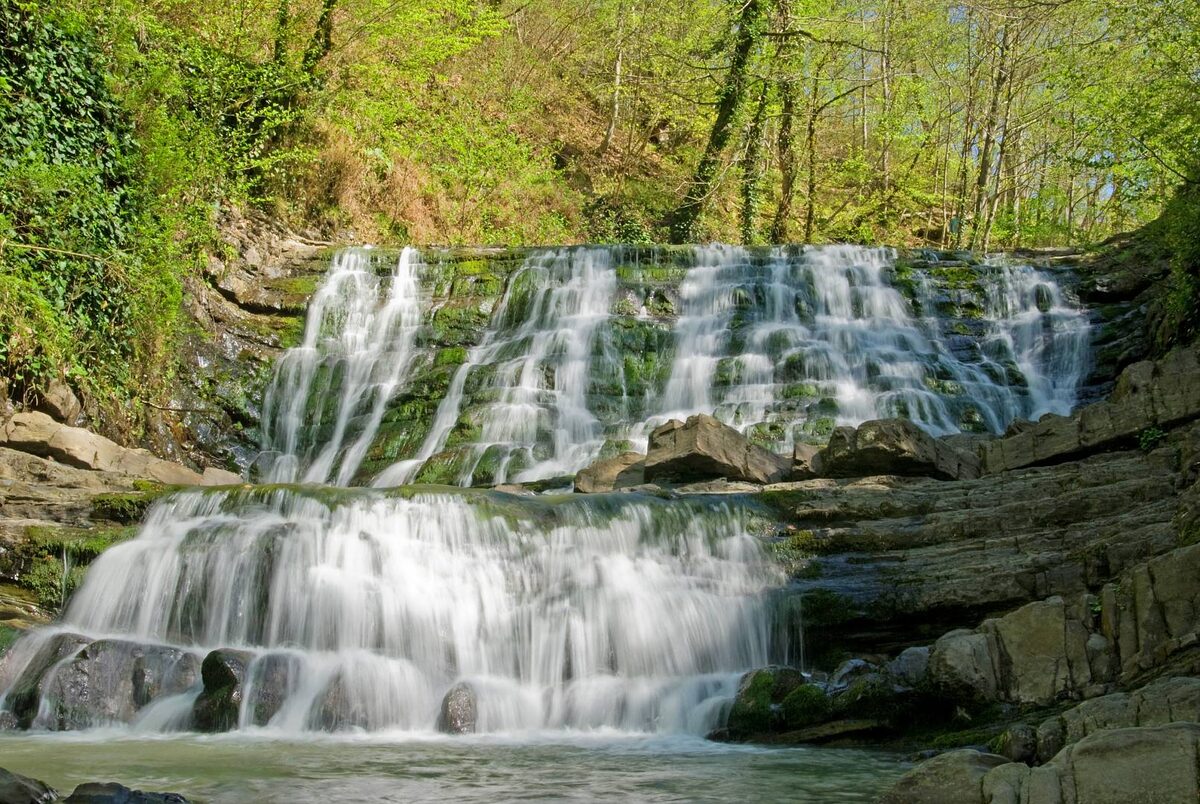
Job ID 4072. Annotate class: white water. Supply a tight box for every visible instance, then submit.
[251,243,1088,487]
[259,247,423,486]
[0,489,778,735]
[376,248,617,486]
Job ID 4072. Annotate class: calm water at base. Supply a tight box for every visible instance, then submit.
[0,731,908,802]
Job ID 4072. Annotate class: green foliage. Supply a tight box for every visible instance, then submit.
[0,624,17,655]
[24,556,88,610]
[1138,426,1167,452]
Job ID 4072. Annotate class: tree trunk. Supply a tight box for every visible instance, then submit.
[740,84,770,244]
[600,1,627,156]
[770,78,797,243]
[668,0,765,243]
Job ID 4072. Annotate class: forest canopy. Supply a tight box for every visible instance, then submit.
[0,0,1197,411]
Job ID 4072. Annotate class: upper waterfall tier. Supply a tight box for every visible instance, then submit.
[256,244,1090,487]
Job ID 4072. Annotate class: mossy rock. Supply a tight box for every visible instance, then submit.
[782,684,832,729]
[726,666,806,737]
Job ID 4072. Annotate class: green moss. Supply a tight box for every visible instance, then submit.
[91,485,170,523]
[782,684,831,729]
[781,383,820,400]
[435,346,469,367]
[727,672,774,735]
[0,624,18,655]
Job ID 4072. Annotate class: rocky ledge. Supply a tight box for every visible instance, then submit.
[0,766,188,803]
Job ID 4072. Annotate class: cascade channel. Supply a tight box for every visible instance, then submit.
[0,243,1091,799]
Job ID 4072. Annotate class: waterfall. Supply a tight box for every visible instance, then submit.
[259,247,423,486]
[375,248,617,487]
[0,489,779,735]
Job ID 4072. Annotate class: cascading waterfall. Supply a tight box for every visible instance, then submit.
[251,242,1089,486]
[375,248,617,487]
[259,247,423,486]
[0,489,779,735]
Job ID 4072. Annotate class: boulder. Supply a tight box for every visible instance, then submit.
[644,415,789,485]
[1,632,91,728]
[437,681,478,734]
[725,665,806,737]
[0,766,57,804]
[821,419,980,480]
[0,412,203,485]
[200,467,242,486]
[790,443,823,480]
[1058,723,1200,804]
[35,379,82,424]
[927,630,998,703]
[878,749,1008,804]
[574,452,645,493]
[192,649,253,732]
[63,782,190,803]
[244,653,299,727]
[887,646,930,688]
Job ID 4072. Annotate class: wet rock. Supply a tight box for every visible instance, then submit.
[192,649,252,732]
[821,419,979,480]
[63,782,190,803]
[725,666,806,737]
[878,748,1008,804]
[437,681,478,734]
[1,632,91,728]
[0,412,203,485]
[574,452,645,493]
[0,766,58,803]
[311,673,368,731]
[644,414,789,485]
[245,653,299,726]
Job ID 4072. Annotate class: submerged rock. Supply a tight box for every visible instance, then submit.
[63,782,190,803]
[725,666,806,737]
[644,414,789,485]
[437,681,478,734]
[574,452,645,493]
[0,766,57,804]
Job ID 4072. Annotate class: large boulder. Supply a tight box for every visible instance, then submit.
[192,649,253,732]
[63,782,190,803]
[0,766,58,804]
[34,379,82,424]
[724,665,806,737]
[574,452,645,493]
[878,749,1008,804]
[437,681,478,734]
[821,419,980,480]
[926,630,998,703]
[0,412,204,485]
[644,415,789,485]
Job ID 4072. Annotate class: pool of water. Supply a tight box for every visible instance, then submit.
[0,731,908,802]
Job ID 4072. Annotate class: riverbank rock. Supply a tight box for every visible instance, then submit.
[644,415,789,485]
[0,413,236,487]
[437,682,478,734]
[192,649,252,732]
[33,380,83,426]
[821,419,980,480]
[982,345,1200,474]
[574,452,645,493]
[0,766,57,803]
[879,749,1009,804]
[790,443,823,480]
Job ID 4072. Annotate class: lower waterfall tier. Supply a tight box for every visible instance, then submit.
[0,487,783,735]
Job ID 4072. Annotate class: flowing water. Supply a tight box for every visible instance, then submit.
[264,244,1089,486]
[0,242,1090,800]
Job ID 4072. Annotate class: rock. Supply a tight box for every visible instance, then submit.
[993,723,1037,763]
[878,749,1008,804]
[200,467,242,486]
[644,414,789,485]
[35,379,82,424]
[0,412,203,485]
[63,782,190,803]
[790,443,823,480]
[574,452,645,493]
[192,649,253,732]
[0,766,58,804]
[927,630,997,703]
[726,666,806,737]
[245,653,299,727]
[0,632,91,728]
[887,647,930,688]
[437,681,478,734]
[821,419,980,480]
